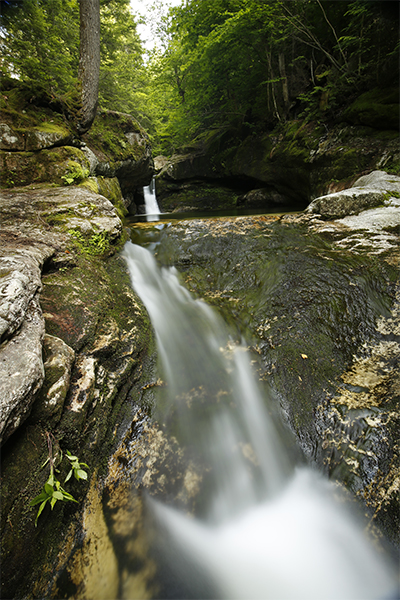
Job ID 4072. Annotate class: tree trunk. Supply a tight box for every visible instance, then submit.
[77,0,100,133]
[278,53,289,109]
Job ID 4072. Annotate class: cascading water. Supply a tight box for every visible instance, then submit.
[143,178,161,221]
[123,240,397,600]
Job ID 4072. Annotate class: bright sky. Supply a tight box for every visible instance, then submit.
[130,0,183,50]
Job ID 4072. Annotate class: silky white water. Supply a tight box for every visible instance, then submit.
[143,178,160,221]
[123,240,397,600]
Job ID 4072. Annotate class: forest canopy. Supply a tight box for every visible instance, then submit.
[0,0,398,154]
[0,0,149,122]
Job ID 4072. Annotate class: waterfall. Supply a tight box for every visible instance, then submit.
[123,240,396,600]
[143,178,161,221]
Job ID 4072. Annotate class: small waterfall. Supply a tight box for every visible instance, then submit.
[123,240,396,600]
[143,178,160,221]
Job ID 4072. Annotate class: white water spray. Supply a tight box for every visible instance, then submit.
[123,241,397,600]
[143,178,160,221]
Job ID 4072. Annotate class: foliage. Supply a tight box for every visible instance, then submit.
[30,472,77,526]
[0,0,146,120]
[0,0,80,98]
[29,433,88,526]
[98,0,148,121]
[64,450,89,482]
[144,0,399,153]
[61,163,90,186]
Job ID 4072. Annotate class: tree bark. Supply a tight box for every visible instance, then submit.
[77,0,100,133]
[278,53,289,109]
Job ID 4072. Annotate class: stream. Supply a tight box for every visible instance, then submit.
[122,235,397,600]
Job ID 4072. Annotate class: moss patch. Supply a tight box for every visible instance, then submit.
[0,146,89,188]
[343,87,399,130]
[83,111,147,167]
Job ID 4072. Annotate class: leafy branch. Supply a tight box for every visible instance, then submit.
[29,433,89,526]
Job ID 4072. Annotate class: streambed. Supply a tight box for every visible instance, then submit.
[53,211,399,599]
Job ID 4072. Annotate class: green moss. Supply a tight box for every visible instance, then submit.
[61,160,89,185]
[83,111,147,167]
[68,228,111,256]
[79,177,127,219]
[0,146,89,188]
[80,177,99,194]
[344,87,399,130]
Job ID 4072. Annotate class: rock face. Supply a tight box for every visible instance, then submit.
[0,181,156,600]
[1,94,154,212]
[155,108,399,213]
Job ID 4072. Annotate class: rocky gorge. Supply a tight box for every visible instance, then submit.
[1,84,399,598]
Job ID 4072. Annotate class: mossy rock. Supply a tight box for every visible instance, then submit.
[343,87,399,130]
[1,248,156,600]
[83,110,148,165]
[0,146,89,188]
[231,134,311,203]
[80,176,127,219]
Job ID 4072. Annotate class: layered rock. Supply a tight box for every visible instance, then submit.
[0,182,156,600]
[1,94,154,212]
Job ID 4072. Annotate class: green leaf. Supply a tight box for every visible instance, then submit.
[61,489,78,503]
[30,491,48,506]
[53,491,64,501]
[35,500,48,525]
[66,451,78,461]
[50,497,58,509]
[64,469,73,483]
[44,483,54,495]
[76,469,88,480]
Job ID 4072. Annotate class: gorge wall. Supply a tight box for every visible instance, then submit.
[0,83,399,598]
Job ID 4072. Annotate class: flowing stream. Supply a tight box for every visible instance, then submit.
[143,178,161,221]
[123,240,396,600]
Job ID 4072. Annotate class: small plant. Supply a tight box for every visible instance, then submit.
[30,433,89,526]
[61,163,89,186]
[64,450,89,483]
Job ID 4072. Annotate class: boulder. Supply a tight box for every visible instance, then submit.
[343,87,399,130]
[306,170,400,219]
[0,122,72,152]
[0,146,90,188]
[305,188,385,219]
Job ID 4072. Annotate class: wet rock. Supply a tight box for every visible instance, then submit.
[151,202,399,546]
[30,334,75,426]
